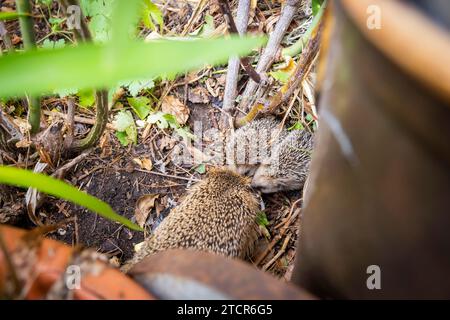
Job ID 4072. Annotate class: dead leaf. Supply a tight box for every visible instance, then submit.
[15,139,32,148]
[159,136,176,151]
[188,86,210,104]
[161,95,190,125]
[132,157,152,171]
[99,132,112,158]
[135,194,159,228]
[186,145,211,164]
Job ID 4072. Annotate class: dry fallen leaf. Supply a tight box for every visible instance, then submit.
[99,132,112,158]
[188,86,210,104]
[132,157,153,171]
[161,95,190,125]
[135,194,159,228]
[159,136,176,151]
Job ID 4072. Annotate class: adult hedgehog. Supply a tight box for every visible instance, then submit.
[122,168,260,272]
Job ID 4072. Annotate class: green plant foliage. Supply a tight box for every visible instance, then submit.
[0,36,265,99]
[80,0,115,42]
[77,88,96,108]
[147,111,195,141]
[195,163,206,174]
[288,122,305,131]
[127,96,152,119]
[0,166,142,231]
[0,11,29,21]
[312,0,325,16]
[41,38,65,49]
[256,211,269,227]
[113,110,137,146]
[141,0,163,32]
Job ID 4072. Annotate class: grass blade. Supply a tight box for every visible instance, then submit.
[0,36,265,98]
[0,166,142,231]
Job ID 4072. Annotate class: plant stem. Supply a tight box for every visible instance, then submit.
[16,0,41,134]
[60,0,109,152]
[70,90,109,152]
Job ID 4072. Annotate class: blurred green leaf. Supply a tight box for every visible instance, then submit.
[0,11,29,21]
[0,166,142,231]
[0,36,265,98]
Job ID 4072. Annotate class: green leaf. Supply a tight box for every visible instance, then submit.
[312,0,324,16]
[115,131,129,146]
[0,11,29,21]
[191,14,215,38]
[127,96,151,120]
[288,122,305,131]
[41,39,65,50]
[113,110,134,131]
[269,70,290,84]
[78,88,96,108]
[195,163,206,174]
[0,166,142,231]
[141,0,163,32]
[256,211,269,227]
[113,110,137,145]
[125,78,155,97]
[0,36,265,98]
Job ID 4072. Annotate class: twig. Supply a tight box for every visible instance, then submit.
[254,198,302,265]
[237,0,301,115]
[218,0,261,84]
[53,148,92,179]
[42,110,114,130]
[221,0,251,129]
[181,0,208,36]
[262,233,291,271]
[264,20,322,114]
[0,21,14,53]
[64,98,75,149]
[134,168,201,182]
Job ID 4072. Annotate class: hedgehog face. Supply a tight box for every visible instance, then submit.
[251,164,303,193]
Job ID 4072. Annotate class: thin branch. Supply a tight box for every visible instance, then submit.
[0,21,14,54]
[218,0,261,84]
[222,0,250,114]
[264,20,322,114]
[237,0,301,115]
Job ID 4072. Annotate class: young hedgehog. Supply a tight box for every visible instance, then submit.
[252,129,314,193]
[122,168,260,272]
[226,117,288,176]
